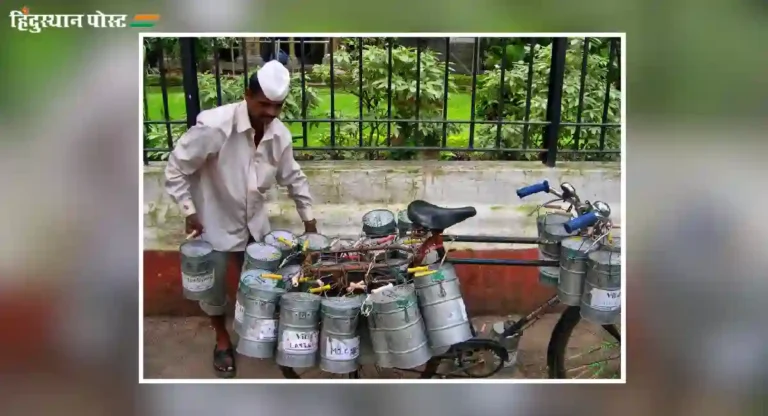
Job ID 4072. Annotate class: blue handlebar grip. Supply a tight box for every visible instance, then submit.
[516,180,550,198]
[564,212,599,233]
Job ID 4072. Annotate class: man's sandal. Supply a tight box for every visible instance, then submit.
[213,346,236,378]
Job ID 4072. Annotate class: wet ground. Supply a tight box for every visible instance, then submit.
[143,313,620,380]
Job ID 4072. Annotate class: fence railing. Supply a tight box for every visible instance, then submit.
[142,36,622,167]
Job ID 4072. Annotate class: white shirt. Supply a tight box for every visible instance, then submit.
[164,101,313,252]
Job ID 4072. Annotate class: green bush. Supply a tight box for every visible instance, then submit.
[309,43,461,160]
[144,37,621,162]
[196,72,243,109]
[144,37,241,72]
[195,70,320,120]
[145,74,183,87]
[144,123,186,162]
[144,69,320,161]
[452,74,479,92]
[483,39,532,70]
[472,38,620,161]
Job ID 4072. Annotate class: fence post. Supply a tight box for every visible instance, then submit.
[542,38,567,167]
[180,37,201,128]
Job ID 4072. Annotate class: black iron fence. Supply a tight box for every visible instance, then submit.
[143,36,621,166]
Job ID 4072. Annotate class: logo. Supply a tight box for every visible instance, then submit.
[9,6,160,33]
[130,14,160,28]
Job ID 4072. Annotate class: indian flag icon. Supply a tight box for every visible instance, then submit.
[130,14,160,28]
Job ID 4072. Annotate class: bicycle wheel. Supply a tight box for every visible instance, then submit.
[416,340,508,379]
[547,306,621,379]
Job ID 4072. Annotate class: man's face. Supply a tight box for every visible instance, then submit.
[244,89,283,126]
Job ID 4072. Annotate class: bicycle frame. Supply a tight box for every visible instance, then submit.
[282,181,619,379]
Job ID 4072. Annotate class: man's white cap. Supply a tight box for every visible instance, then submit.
[256,60,291,102]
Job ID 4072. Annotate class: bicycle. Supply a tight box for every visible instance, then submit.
[277,180,621,379]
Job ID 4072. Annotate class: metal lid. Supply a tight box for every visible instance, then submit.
[281,292,321,302]
[180,239,213,257]
[588,249,622,267]
[538,213,576,238]
[560,236,594,253]
[368,286,395,303]
[539,266,560,278]
[363,209,396,228]
[298,233,331,250]
[321,295,365,310]
[363,209,398,236]
[280,292,322,309]
[397,209,411,224]
[276,264,302,280]
[264,229,297,249]
[246,242,282,261]
[602,234,621,253]
[539,213,571,225]
[240,269,285,292]
[369,284,417,311]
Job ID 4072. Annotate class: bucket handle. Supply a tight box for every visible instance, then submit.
[361,294,374,317]
[396,298,413,323]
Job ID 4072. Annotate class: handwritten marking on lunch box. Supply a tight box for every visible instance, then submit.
[182,271,214,292]
[282,330,319,352]
[326,337,360,360]
[590,288,621,309]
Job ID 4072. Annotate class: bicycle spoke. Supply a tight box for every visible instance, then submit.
[566,340,617,361]
[566,355,620,377]
[559,317,622,379]
[427,343,505,378]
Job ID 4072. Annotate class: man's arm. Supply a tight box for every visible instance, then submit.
[276,144,315,230]
[164,124,221,217]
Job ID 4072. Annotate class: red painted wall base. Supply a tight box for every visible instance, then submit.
[143,248,557,317]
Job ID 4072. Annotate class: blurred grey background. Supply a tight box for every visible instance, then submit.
[0,0,766,415]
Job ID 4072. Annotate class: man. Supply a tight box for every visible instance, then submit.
[165,60,317,378]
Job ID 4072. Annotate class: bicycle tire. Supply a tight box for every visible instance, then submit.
[416,340,507,379]
[546,305,620,379]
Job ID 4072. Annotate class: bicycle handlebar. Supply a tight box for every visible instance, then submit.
[516,180,580,204]
[517,180,582,211]
[517,179,614,233]
[516,181,550,198]
[563,211,599,233]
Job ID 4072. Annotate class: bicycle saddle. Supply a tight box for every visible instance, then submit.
[407,200,477,231]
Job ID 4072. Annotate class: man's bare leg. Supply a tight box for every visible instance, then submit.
[212,240,253,376]
[212,315,232,350]
[208,250,245,377]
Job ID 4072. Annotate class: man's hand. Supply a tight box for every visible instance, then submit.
[303,219,318,234]
[186,213,204,238]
